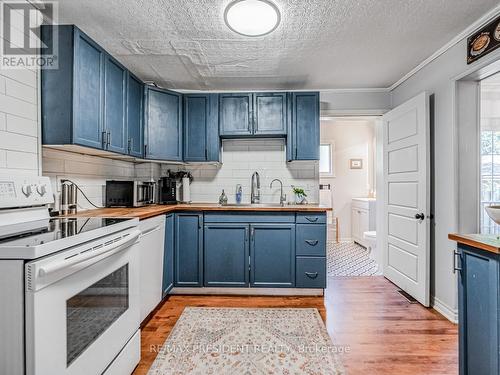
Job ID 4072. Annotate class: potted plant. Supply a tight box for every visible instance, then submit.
[292,186,307,204]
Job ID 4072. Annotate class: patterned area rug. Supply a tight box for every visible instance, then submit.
[148,307,345,375]
[327,241,379,276]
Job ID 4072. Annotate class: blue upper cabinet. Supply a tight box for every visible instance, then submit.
[144,86,183,161]
[41,25,140,157]
[287,92,320,161]
[219,93,253,136]
[253,92,287,136]
[126,74,144,158]
[104,55,127,154]
[42,26,106,149]
[220,92,287,137]
[184,94,220,162]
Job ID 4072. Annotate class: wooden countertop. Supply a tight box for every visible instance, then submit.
[448,233,500,254]
[63,203,332,221]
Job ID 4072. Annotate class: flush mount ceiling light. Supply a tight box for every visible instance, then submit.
[224,0,280,37]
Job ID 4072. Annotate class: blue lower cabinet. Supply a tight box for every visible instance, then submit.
[174,213,203,287]
[204,224,249,287]
[296,224,326,256]
[250,224,295,288]
[296,257,326,288]
[162,214,174,297]
[457,245,500,375]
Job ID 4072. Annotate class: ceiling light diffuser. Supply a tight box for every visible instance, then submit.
[224,0,280,37]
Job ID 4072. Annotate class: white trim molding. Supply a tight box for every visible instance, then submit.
[431,296,458,324]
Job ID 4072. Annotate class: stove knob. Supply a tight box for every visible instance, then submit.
[37,184,47,196]
[21,184,32,197]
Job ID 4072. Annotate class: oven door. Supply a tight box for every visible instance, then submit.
[25,228,141,375]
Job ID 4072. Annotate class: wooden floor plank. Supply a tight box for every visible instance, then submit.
[133,276,457,375]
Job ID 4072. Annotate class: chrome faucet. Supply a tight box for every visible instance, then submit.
[270,179,286,207]
[251,172,260,204]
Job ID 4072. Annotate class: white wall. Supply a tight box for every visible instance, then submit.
[163,139,319,204]
[0,1,39,175]
[320,119,375,240]
[320,90,391,115]
[390,29,500,322]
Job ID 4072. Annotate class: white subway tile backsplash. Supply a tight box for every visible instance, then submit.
[5,78,37,104]
[6,150,38,170]
[0,130,37,153]
[6,114,37,136]
[0,92,37,120]
[0,113,6,131]
[161,139,319,204]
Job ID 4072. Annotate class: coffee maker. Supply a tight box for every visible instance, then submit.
[158,173,177,205]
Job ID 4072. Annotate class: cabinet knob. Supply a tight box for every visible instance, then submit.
[415,213,425,221]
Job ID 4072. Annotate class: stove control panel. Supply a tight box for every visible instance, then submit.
[0,175,54,208]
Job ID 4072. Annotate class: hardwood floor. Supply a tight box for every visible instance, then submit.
[133,277,458,375]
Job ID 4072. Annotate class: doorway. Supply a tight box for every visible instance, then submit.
[319,116,381,277]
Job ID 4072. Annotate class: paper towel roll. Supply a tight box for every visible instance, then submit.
[182,177,191,203]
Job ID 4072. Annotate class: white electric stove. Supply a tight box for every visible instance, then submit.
[0,175,142,375]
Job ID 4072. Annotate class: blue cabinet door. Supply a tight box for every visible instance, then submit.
[250,224,295,287]
[458,245,499,375]
[174,213,203,287]
[73,28,104,149]
[145,87,183,161]
[204,224,249,287]
[103,55,127,154]
[253,92,287,136]
[127,74,144,157]
[288,92,320,161]
[184,94,220,162]
[219,93,253,136]
[162,214,175,297]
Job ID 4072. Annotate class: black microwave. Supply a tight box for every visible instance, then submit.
[105,181,156,207]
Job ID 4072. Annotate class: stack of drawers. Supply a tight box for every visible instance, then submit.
[295,213,327,288]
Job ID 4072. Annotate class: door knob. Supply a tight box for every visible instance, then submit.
[415,213,425,220]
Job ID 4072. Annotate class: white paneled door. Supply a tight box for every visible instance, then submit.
[382,92,430,306]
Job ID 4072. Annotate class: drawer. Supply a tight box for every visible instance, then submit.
[296,257,326,288]
[296,224,326,256]
[204,212,295,223]
[296,212,326,224]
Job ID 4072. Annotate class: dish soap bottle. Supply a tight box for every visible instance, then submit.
[235,184,242,205]
[219,189,228,206]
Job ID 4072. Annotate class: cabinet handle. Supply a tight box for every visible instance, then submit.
[205,149,208,160]
[198,215,203,229]
[128,138,132,154]
[245,227,249,242]
[453,250,462,273]
[106,131,111,148]
[305,272,318,279]
[305,216,318,222]
[305,239,319,246]
[250,227,255,241]
[144,144,148,157]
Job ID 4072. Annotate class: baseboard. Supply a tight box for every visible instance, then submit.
[171,287,324,296]
[431,296,458,324]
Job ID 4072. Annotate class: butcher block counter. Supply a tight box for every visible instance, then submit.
[63,203,332,220]
[448,233,500,254]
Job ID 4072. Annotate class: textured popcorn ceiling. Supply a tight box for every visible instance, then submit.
[56,0,498,90]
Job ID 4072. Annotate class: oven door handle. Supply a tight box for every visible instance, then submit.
[38,229,141,277]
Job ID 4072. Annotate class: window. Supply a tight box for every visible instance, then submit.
[480,131,500,234]
[320,143,334,176]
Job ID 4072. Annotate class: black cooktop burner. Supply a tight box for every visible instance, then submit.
[0,217,132,246]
